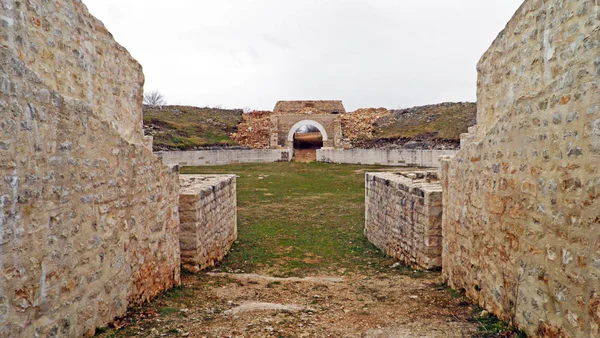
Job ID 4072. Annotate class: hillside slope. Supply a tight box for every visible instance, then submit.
[144,102,476,151]
[143,106,243,151]
[351,102,477,149]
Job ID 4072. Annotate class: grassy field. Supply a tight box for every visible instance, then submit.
[373,102,477,142]
[182,162,399,276]
[96,162,525,337]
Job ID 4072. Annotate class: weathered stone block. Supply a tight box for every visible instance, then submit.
[365,171,443,270]
[179,175,237,273]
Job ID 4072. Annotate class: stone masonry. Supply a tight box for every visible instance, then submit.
[157,149,291,167]
[365,172,443,270]
[441,1,600,336]
[273,100,346,115]
[0,0,145,145]
[179,175,237,273]
[270,114,342,149]
[0,0,181,336]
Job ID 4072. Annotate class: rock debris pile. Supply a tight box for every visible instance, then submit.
[231,111,274,148]
[341,108,391,144]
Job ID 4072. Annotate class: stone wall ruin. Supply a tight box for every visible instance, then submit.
[179,175,237,273]
[3,0,599,336]
[365,172,443,270]
[0,0,183,336]
[441,1,600,336]
[270,114,343,149]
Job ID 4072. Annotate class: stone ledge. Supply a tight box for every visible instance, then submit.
[179,174,237,273]
[365,171,443,270]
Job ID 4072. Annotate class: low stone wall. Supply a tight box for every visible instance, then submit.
[157,149,291,166]
[318,149,457,167]
[365,172,443,270]
[179,175,237,273]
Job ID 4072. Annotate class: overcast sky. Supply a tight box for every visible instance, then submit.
[82,0,524,111]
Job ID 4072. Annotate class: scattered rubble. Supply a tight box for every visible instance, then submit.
[341,108,391,144]
[225,302,308,314]
[231,110,274,148]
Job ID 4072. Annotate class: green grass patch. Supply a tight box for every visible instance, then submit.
[434,284,528,337]
[160,286,190,300]
[182,162,393,276]
[472,309,528,338]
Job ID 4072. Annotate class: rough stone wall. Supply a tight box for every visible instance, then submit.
[0,0,181,336]
[179,175,237,273]
[270,114,342,148]
[0,0,145,144]
[365,172,442,270]
[442,1,600,336]
[231,110,274,149]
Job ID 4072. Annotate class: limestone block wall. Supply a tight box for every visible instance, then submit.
[442,1,600,336]
[0,0,181,336]
[179,175,237,273]
[156,149,291,166]
[0,0,145,144]
[318,148,458,167]
[365,172,443,270]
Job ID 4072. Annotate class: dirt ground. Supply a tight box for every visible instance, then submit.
[96,163,515,338]
[293,133,323,162]
[98,268,480,338]
[293,149,317,162]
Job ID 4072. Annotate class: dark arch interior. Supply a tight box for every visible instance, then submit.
[293,125,323,162]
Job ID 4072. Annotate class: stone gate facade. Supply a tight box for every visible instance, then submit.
[269,101,344,149]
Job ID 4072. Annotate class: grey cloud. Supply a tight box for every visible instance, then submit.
[83,0,524,111]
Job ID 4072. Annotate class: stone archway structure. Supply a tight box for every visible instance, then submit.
[269,101,344,149]
[270,114,342,149]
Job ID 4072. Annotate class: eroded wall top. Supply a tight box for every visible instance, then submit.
[274,101,346,115]
[0,0,145,144]
[474,0,599,141]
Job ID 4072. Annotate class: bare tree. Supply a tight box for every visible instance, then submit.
[143,91,167,108]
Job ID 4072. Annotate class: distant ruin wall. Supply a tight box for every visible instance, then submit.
[442,1,600,336]
[179,175,237,273]
[318,149,457,167]
[0,1,181,336]
[156,149,291,166]
[365,172,442,270]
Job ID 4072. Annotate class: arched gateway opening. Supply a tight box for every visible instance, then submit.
[287,120,328,162]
